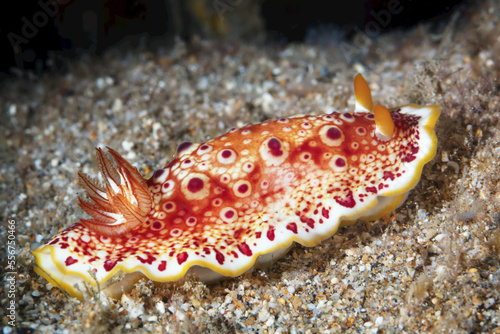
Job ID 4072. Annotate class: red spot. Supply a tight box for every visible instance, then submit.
[267,226,275,241]
[255,231,262,239]
[231,250,239,258]
[203,247,211,255]
[152,221,162,229]
[402,154,417,163]
[153,169,164,179]
[334,190,356,208]
[49,238,60,245]
[383,171,395,181]
[165,202,173,210]
[401,144,419,162]
[177,141,192,154]
[378,183,385,190]
[158,260,167,271]
[137,253,156,264]
[365,186,378,194]
[237,242,253,256]
[268,137,283,156]
[187,177,204,192]
[342,112,353,119]
[221,149,232,158]
[104,259,117,271]
[177,252,189,265]
[234,228,244,240]
[327,127,341,140]
[225,210,235,219]
[214,249,225,264]
[335,158,346,167]
[268,137,281,150]
[322,207,330,219]
[200,144,209,150]
[238,184,249,193]
[60,242,69,249]
[270,148,284,157]
[65,256,78,266]
[286,222,298,234]
[299,215,315,228]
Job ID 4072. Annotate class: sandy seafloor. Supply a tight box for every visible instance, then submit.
[1,1,500,333]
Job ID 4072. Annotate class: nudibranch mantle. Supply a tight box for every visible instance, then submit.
[33,75,440,299]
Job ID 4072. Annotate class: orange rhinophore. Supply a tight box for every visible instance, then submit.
[374,104,395,138]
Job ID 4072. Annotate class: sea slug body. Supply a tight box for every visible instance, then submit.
[33,74,440,299]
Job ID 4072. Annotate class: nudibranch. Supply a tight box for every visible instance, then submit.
[33,74,440,299]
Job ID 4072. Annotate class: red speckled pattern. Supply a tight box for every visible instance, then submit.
[34,104,439,298]
[51,113,406,260]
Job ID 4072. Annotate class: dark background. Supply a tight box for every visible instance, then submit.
[1,0,469,75]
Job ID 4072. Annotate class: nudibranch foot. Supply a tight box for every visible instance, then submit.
[33,74,440,300]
